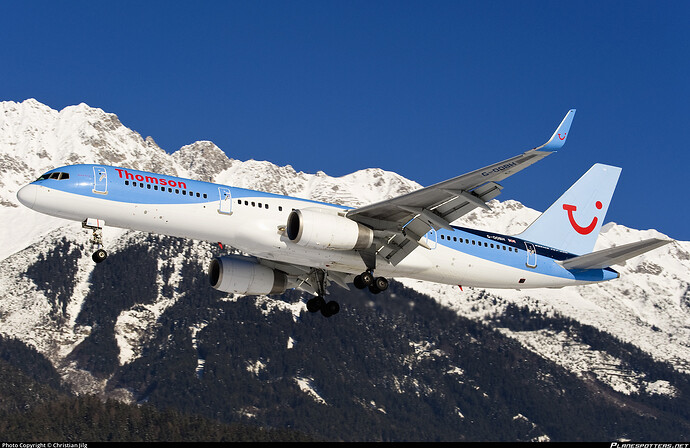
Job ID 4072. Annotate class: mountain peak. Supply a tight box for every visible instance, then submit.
[173,140,233,181]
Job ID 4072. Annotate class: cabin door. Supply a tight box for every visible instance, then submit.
[218,187,233,214]
[525,242,537,268]
[92,166,108,194]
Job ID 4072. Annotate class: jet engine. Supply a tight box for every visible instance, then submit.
[209,255,287,295]
[286,208,373,250]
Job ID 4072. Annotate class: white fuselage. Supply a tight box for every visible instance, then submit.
[17,165,617,290]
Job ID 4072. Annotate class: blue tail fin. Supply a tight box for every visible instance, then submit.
[517,163,622,255]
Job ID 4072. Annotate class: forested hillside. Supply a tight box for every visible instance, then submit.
[5,235,687,441]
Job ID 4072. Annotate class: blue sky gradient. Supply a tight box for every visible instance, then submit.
[2,1,688,239]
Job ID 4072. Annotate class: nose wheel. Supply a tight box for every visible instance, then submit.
[92,248,108,263]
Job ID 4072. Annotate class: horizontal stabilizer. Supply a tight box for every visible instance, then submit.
[558,238,672,270]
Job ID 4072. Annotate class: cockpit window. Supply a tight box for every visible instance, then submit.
[36,172,69,181]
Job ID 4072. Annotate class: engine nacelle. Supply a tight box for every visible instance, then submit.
[286,208,373,250]
[209,255,287,295]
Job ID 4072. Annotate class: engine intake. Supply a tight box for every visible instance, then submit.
[209,255,287,295]
[286,208,373,251]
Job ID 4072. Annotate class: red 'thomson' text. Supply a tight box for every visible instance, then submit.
[114,168,187,189]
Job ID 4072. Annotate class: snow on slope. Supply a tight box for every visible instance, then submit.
[1,99,688,393]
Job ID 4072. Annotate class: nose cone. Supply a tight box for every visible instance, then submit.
[17,184,38,209]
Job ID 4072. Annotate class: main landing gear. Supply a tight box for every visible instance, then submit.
[305,269,340,318]
[82,219,107,263]
[353,271,389,294]
[305,269,390,318]
[307,296,340,318]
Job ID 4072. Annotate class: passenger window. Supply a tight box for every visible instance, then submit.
[125,180,129,185]
[279,206,283,211]
[168,188,172,192]
[147,184,151,189]
[203,194,207,199]
[175,189,179,194]
[197,193,201,197]
[182,190,186,195]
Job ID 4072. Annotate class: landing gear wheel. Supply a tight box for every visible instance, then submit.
[92,248,108,263]
[374,276,389,292]
[353,275,366,289]
[369,284,382,294]
[307,296,325,313]
[358,272,389,294]
[359,271,374,287]
[320,300,340,317]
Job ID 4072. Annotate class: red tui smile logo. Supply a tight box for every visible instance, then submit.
[558,132,567,140]
[563,201,602,235]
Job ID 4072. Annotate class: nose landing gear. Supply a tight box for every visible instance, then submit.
[83,219,107,263]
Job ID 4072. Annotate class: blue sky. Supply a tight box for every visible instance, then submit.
[2,1,689,240]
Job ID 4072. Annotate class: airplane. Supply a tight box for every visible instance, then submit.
[16,109,671,317]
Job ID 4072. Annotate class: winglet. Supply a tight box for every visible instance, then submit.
[536,109,576,151]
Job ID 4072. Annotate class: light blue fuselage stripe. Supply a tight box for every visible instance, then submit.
[40,164,336,207]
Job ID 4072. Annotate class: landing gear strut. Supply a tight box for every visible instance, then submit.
[82,219,107,263]
[305,269,340,318]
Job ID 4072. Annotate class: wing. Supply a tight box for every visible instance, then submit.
[347,109,577,266]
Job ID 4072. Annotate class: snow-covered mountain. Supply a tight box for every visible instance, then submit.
[1,98,689,403]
